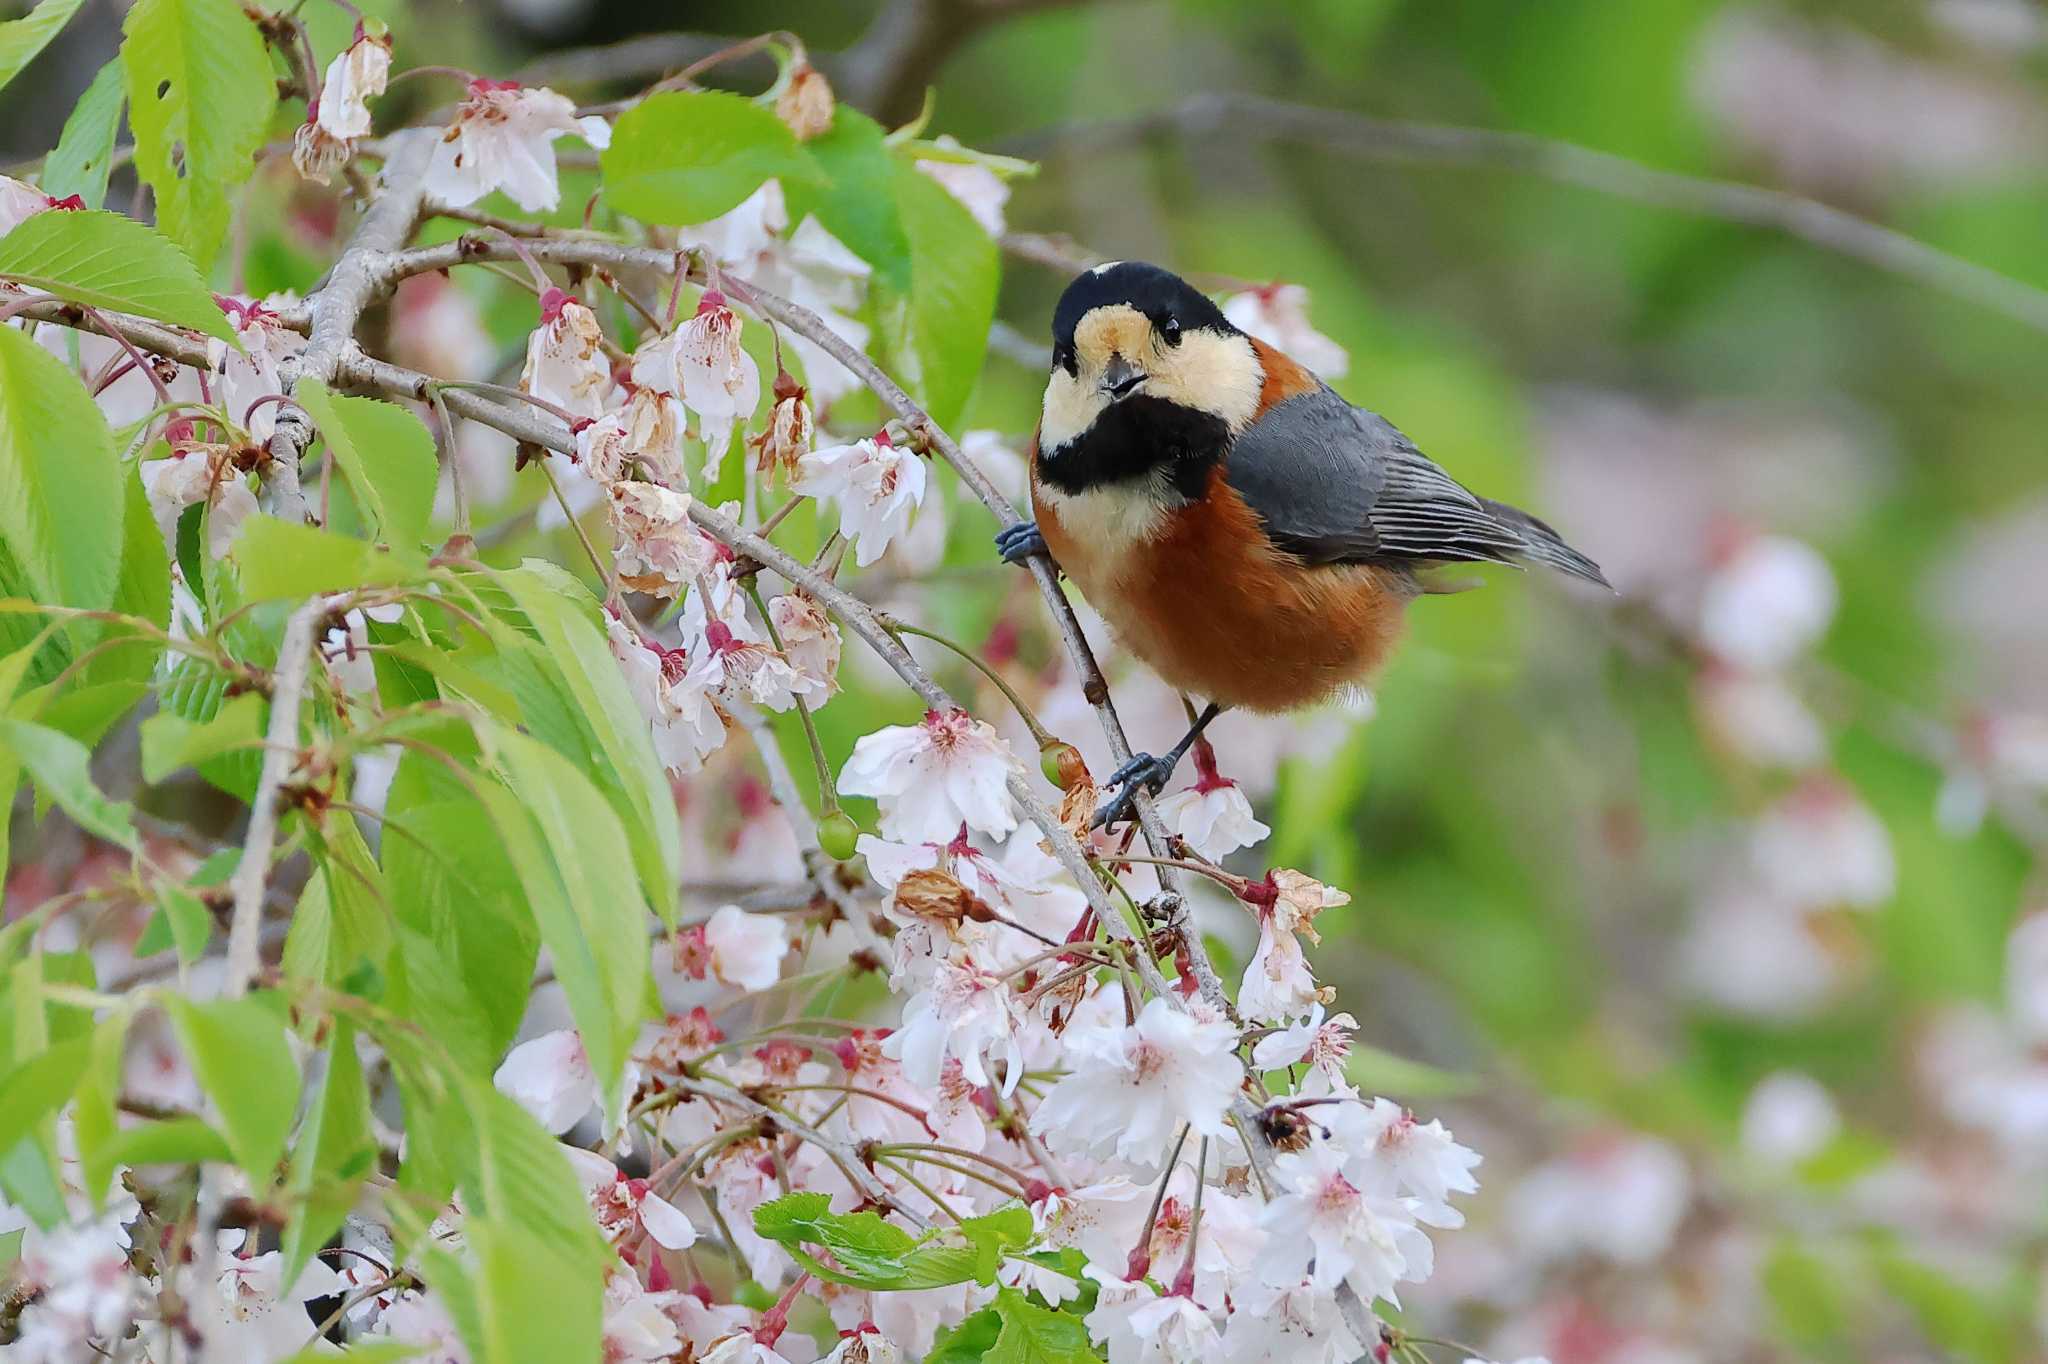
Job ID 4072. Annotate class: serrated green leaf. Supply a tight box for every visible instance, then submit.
[232,515,425,600]
[167,992,300,1180]
[140,689,264,783]
[0,0,86,94]
[957,1203,1036,1285]
[0,325,123,621]
[0,717,136,848]
[0,210,235,342]
[120,0,278,268]
[782,109,912,295]
[926,1308,1004,1364]
[881,161,997,431]
[293,380,439,550]
[602,91,823,226]
[476,731,656,1118]
[280,1023,375,1288]
[989,1287,1102,1364]
[42,57,126,210]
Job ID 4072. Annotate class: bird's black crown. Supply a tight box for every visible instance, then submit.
[1050,262,1233,373]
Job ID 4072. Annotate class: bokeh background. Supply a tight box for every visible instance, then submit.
[11,1,2048,1359]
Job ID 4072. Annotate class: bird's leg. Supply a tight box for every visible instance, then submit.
[995,519,1048,565]
[1091,702,1225,830]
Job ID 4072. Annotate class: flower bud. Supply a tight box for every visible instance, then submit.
[817,809,860,861]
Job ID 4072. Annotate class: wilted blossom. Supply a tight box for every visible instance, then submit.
[753,375,814,482]
[775,58,836,141]
[769,589,841,699]
[609,482,717,597]
[840,708,1019,842]
[212,293,305,444]
[915,135,1010,236]
[606,612,728,775]
[522,290,613,420]
[1238,869,1346,1024]
[1222,283,1349,380]
[426,79,611,212]
[142,443,259,559]
[1034,998,1246,1162]
[681,570,824,711]
[794,432,928,566]
[634,291,761,475]
[295,26,392,181]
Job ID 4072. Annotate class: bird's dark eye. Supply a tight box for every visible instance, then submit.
[1160,316,1182,347]
[1052,344,1076,376]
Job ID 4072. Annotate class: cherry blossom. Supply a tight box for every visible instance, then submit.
[675,904,790,992]
[142,444,259,559]
[1155,747,1269,860]
[823,1323,906,1363]
[602,1269,686,1363]
[1506,1133,1692,1265]
[769,589,841,699]
[839,709,1019,842]
[1222,283,1350,380]
[1238,869,1345,1023]
[885,956,1025,1093]
[426,80,611,212]
[190,1229,351,1358]
[1251,1003,1358,1073]
[1697,533,1837,670]
[212,293,304,444]
[0,174,55,236]
[1220,1276,1362,1364]
[1750,777,1895,909]
[620,384,689,487]
[1739,1070,1841,1165]
[1087,1271,1225,1364]
[1257,1140,1434,1301]
[681,570,825,712]
[1034,998,1245,1162]
[318,27,393,139]
[754,376,815,481]
[10,1213,137,1363]
[606,613,729,775]
[493,1027,599,1133]
[634,291,761,475]
[521,291,613,420]
[793,433,927,566]
[1346,1095,1482,1227]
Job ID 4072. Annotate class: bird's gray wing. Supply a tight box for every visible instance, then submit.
[1223,386,1609,586]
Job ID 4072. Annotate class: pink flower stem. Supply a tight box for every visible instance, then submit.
[82,307,174,406]
[1126,1124,1191,1282]
[752,1270,812,1348]
[878,1148,1027,1201]
[882,617,1055,747]
[1170,1136,1208,1297]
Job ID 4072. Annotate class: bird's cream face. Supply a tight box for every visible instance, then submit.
[1039,303,1263,452]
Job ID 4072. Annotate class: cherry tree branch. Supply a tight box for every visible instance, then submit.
[1007,92,2048,338]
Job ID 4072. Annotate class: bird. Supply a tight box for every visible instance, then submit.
[995,260,1609,830]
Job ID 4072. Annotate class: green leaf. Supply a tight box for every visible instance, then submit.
[232,516,425,600]
[881,161,997,431]
[167,993,301,1180]
[69,1010,129,1206]
[987,1287,1102,1364]
[753,1191,921,1286]
[476,731,657,1117]
[149,879,213,963]
[279,1341,424,1364]
[782,109,912,295]
[0,324,123,617]
[293,380,439,549]
[0,717,136,848]
[602,91,822,226]
[926,1309,1004,1364]
[0,1036,90,1157]
[284,815,391,990]
[279,1023,376,1288]
[0,0,86,94]
[140,690,264,783]
[0,210,235,342]
[99,1116,231,1167]
[120,0,279,268]
[42,57,126,210]
[493,563,682,923]
[956,1204,1036,1286]
[459,1216,604,1364]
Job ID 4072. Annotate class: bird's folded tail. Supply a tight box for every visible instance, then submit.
[1479,498,1612,590]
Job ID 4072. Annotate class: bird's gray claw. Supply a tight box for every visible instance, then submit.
[996,519,1047,565]
[1090,752,1174,829]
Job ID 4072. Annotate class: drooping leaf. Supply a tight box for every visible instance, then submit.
[0,325,123,620]
[120,0,279,268]
[143,879,214,964]
[166,993,301,1180]
[41,57,126,210]
[293,380,440,550]
[880,160,998,431]
[140,690,264,783]
[475,731,657,1116]
[0,0,87,95]
[0,209,236,342]
[782,109,912,294]
[232,516,425,601]
[0,717,137,849]
[68,1010,129,1207]
[602,91,822,226]
[279,1022,376,1287]
[493,563,682,923]
[986,1287,1103,1364]
[0,1036,90,1157]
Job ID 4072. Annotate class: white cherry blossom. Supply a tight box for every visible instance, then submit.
[675,904,790,992]
[606,613,729,775]
[316,27,393,140]
[915,135,1010,236]
[426,80,611,212]
[1697,533,1836,670]
[840,708,1019,841]
[1156,779,1270,860]
[521,291,613,420]
[1222,283,1349,379]
[1034,998,1245,1163]
[493,1027,599,1133]
[793,433,927,566]
[1257,1140,1434,1301]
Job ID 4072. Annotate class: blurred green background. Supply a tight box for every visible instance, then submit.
[15,0,2048,1357]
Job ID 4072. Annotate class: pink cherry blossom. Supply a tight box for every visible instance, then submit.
[493,1027,598,1133]
[675,904,790,992]
[566,1148,699,1251]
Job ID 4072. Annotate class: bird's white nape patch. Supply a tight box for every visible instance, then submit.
[1087,259,1125,275]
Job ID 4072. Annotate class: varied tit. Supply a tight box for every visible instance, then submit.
[996,260,1609,828]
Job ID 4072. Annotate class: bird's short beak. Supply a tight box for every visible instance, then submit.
[1100,354,1145,400]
